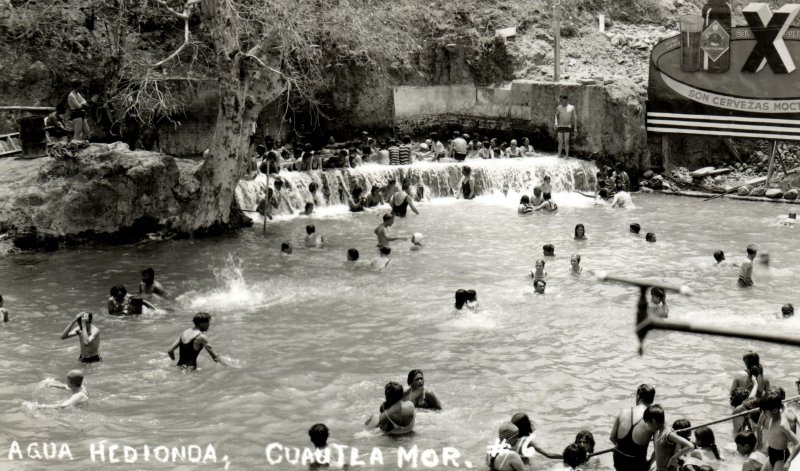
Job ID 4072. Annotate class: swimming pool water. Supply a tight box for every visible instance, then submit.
[1,191,798,470]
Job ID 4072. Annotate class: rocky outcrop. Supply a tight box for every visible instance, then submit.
[0,143,210,249]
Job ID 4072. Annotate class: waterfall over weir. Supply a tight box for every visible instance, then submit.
[235,156,598,216]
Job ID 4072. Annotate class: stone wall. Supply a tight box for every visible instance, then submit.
[393,78,647,164]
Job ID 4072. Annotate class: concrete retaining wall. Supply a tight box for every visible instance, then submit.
[393,80,647,162]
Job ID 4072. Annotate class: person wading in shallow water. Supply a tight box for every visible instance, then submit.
[167,312,224,369]
[60,311,101,363]
[402,369,442,410]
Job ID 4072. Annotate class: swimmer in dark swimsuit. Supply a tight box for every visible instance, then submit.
[402,370,442,410]
[738,244,757,288]
[167,312,224,369]
[390,180,419,217]
[612,404,663,471]
[107,284,131,315]
[610,384,656,471]
[459,166,476,199]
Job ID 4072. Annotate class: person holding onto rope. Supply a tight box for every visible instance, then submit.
[610,384,656,471]
[510,412,562,461]
[758,390,800,471]
[731,387,753,437]
[653,411,694,471]
[402,369,442,410]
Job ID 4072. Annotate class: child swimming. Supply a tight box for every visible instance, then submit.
[531,259,548,281]
[569,254,583,275]
[648,287,669,318]
[534,279,546,294]
[518,195,533,214]
[371,246,391,271]
[574,224,586,240]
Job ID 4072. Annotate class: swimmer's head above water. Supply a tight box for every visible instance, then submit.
[193,312,211,331]
[562,444,587,470]
[382,213,394,226]
[281,242,293,254]
[643,404,666,430]
[141,268,155,285]
[520,195,530,205]
[534,279,546,294]
[407,369,424,389]
[76,311,92,329]
[462,166,471,177]
[309,423,329,449]
[347,248,359,262]
[782,303,794,318]
[384,381,404,408]
[746,244,758,256]
[304,202,314,215]
[543,244,555,256]
[790,212,797,220]
[574,224,585,239]
[379,246,391,257]
[714,250,725,263]
[306,224,316,235]
[497,423,520,446]
[66,370,84,388]
[110,285,127,301]
[646,232,656,242]
[571,254,581,267]
[636,383,656,405]
[630,223,641,234]
[533,187,542,197]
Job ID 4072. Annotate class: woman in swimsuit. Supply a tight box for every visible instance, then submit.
[613,404,663,471]
[166,312,224,369]
[486,423,525,471]
[390,180,419,217]
[459,166,476,200]
[402,370,442,410]
[366,381,415,435]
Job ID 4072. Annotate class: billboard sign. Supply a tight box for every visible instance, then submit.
[647,3,800,141]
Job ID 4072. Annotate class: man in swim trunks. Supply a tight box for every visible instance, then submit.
[305,224,324,247]
[451,131,468,161]
[731,351,770,399]
[759,390,800,471]
[738,244,757,287]
[630,223,641,235]
[35,370,89,409]
[374,213,407,248]
[459,166,476,199]
[60,312,101,363]
[402,369,442,410]
[389,180,419,217]
[167,312,223,369]
[555,95,576,158]
[139,267,167,297]
[714,250,726,265]
[366,381,416,435]
[610,384,655,470]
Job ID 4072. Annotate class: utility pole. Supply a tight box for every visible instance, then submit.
[554,0,561,82]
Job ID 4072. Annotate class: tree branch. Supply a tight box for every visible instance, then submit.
[152,14,190,67]
[153,0,193,20]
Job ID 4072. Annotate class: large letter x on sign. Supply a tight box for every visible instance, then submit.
[742,3,800,74]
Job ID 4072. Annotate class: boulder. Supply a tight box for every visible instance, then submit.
[750,187,767,197]
[643,170,655,179]
[0,143,189,249]
[766,188,784,199]
[783,189,799,200]
[737,186,750,196]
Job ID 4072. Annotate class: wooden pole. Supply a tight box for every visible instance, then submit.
[639,316,800,350]
[765,140,778,187]
[554,0,561,82]
[589,394,800,458]
[662,134,671,170]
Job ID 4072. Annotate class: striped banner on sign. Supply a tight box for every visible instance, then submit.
[646,112,800,141]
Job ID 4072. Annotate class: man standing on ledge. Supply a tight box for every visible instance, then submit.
[555,95,577,158]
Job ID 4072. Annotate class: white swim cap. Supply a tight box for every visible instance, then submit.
[412,232,423,244]
[425,139,432,146]
[420,143,429,150]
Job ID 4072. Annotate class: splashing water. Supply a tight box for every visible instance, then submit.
[236,156,597,218]
[176,255,273,311]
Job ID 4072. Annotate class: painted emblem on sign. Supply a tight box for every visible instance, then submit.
[701,21,730,62]
[742,3,800,74]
